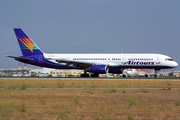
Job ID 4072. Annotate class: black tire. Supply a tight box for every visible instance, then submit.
[154,74,157,78]
[94,74,99,77]
[85,74,89,77]
[81,74,89,77]
[91,74,95,77]
[80,74,84,77]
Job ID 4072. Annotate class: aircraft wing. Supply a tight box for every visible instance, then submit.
[5,56,33,61]
[46,58,94,68]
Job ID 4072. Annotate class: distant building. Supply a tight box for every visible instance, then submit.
[174,71,180,77]
[51,69,107,77]
[52,69,83,77]
[30,68,53,74]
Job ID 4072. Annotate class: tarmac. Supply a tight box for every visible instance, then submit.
[0,77,180,81]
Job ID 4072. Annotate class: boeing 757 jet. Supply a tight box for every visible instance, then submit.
[6,28,178,78]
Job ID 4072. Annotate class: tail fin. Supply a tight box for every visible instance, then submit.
[14,28,43,56]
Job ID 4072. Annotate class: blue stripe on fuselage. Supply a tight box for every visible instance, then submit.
[15,55,174,71]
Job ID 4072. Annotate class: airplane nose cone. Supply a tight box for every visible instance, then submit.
[173,62,178,67]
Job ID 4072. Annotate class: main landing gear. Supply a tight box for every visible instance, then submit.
[90,74,99,77]
[80,68,99,77]
[80,73,99,77]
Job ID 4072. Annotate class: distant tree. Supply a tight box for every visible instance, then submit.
[31,73,37,77]
[168,72,174,78]
[47,74,52,77]
[116,74,120,78]
[159,74,163,78]
[68,74,74,77]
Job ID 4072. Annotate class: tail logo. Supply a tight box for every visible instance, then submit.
[18,37,34,52]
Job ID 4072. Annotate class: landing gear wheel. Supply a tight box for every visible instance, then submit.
[81,74,89,77]
[80,74,84,77]
[90,74,99,77]
[94,74,99,77]
[154,74,157,78]
[91,74,94,77]
[154,69,160,78]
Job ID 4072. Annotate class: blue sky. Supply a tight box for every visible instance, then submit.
[0,0,180,70]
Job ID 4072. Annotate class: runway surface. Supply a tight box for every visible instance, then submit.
[0,77,180,81]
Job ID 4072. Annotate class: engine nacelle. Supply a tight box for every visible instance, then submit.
[108,69,122,74]
[86,65,109,74]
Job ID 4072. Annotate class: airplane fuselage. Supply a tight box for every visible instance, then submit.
[16,53,178,70]
[44,53,177,69]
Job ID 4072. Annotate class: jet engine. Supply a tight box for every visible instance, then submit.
[86,65,109,74]
[108,68,122,74]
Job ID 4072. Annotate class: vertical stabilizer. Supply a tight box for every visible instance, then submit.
[14,28,43,56]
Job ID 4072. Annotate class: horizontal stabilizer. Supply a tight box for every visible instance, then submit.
[5,56,33,61]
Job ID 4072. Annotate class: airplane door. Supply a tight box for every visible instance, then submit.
[122,57,127,65]
[39,55,42,63]
[156,57,160,64]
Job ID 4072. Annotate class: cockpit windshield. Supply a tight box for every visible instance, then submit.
[165,58,173,61]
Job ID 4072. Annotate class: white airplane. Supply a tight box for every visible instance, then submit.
[122,69,153,78]
[6,28,178,78]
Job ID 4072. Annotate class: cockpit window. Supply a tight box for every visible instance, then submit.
[165,58,173,61]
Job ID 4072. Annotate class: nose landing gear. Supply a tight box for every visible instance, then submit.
[154,69,160,78]
[154,74,157,78]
